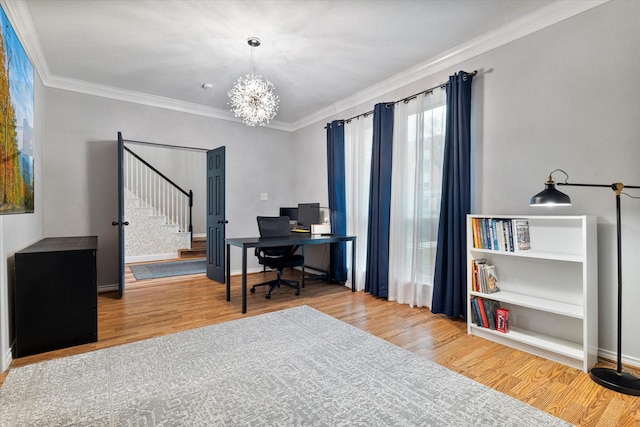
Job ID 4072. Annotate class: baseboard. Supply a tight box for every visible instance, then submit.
[226,266,330,278]
[125,253,178,263]
[2,346,12,373]
[98,283,119,293]
[192,232,206,239]
[297,265,327,275]
[228,267,264,276]
[597,348,640,370]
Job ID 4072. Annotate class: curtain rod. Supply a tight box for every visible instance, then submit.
[325,70,477,128]
[123,138,210,152]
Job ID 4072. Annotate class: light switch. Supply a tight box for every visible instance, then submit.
[261,193,268,201]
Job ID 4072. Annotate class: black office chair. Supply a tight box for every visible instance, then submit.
[250,216,305,299]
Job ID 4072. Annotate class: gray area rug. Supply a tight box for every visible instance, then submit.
[129,259,206,280]
[0,306,573,426]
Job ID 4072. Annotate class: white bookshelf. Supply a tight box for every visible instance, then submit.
[467,215,597,372]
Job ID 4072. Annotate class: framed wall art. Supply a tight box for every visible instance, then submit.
[0,5,34,215]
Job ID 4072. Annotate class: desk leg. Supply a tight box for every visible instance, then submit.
[242,247,247,314]
[351,239,356,292]
[301,245,305,288]
[226,244,231,301]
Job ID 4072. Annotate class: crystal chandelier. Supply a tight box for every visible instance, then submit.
[228,37,279,127]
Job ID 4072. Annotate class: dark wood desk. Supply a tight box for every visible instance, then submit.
[226,234,357,313]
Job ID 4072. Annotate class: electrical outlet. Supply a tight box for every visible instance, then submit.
[261,193,268,201]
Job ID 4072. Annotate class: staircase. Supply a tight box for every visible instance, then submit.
[179,236,206,259]
[124,193,191,262]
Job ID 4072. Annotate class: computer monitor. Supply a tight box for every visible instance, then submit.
[297,203,320,229]
[279,207,298,221]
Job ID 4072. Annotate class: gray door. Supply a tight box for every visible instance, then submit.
[206,147,226,283]
[112,132,129,298]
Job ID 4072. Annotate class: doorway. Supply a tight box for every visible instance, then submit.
[116,134,226,293]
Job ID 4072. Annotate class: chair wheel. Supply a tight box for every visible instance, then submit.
[295,290,300,296]
[250,287,256,293]
[265,293,271,299]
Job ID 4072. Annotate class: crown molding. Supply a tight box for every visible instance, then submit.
[1,0,50,79]
[290,0,609,131]
[44,74,293,131]
[2,0,607,133]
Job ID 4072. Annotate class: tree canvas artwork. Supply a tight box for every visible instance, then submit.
[0,6,34,215]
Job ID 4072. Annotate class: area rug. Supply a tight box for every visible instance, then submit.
[129,259,206,280]
[0,306,572,426]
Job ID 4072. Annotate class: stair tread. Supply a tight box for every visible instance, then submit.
[178,247,206,260]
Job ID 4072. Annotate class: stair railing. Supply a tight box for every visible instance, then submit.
[123,146,193,234]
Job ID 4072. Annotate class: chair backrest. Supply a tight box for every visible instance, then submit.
[256,216,295,258]
[257,216,291,237]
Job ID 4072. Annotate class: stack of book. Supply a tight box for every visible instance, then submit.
[471,259,500,294]
[470,297,509,333]
[471,217,531,252]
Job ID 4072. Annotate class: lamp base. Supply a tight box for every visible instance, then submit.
[590,367,640,396]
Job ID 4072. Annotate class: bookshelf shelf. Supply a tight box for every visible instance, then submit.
[469,290,583,319]
[469,325,584,360]
[469,247,583,263]
[467,215,597,372]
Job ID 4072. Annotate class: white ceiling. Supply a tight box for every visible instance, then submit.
[5,0,605,130]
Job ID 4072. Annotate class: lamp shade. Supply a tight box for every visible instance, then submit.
[530,181,572,206]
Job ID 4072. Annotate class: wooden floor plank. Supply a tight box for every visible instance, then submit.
[1,268,639,426]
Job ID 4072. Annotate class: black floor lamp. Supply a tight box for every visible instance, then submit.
[530,169,640,396]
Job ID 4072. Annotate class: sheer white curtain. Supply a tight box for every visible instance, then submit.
[344,115,373,291]
[388,88,446,307]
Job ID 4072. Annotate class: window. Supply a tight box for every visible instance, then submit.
[388,90,446,307]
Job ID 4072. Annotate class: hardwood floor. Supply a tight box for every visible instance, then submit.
[2,268,639,426]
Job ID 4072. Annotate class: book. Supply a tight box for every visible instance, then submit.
[496,308,510,333]
[471,259,477,292]
[472,218,480,248]
[505,220,514,252]
[484,265,500,294]
[476,297,489,327]
[483,219,491,249]
[478,299,501,330]
[472,259,486,292]
[513,219,531,251]
[472,297,484,327]
[490,300,501,329]
[491,219,500,250]
[502,221,513,252]
[482,299,496,330]
[469,298,478,325]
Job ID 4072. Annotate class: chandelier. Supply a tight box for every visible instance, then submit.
[228,37,279,127]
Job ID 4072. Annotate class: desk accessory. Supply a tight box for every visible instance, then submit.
[311,223,331,235]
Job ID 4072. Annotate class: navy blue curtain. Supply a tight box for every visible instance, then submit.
[431,71,474,318]
[326,120,347,282]
[365,103,394,298]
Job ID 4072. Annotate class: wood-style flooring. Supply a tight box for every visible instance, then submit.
[1,266,639,426]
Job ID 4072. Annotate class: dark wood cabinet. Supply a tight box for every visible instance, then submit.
[14,236,98,358]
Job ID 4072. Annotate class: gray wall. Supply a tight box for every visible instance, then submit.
[42,88,295,287]
[478,1,640,365]
[0,75,45,371]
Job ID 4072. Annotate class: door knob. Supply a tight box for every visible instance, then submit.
[217,220,229,224]
[112,221,130,226]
